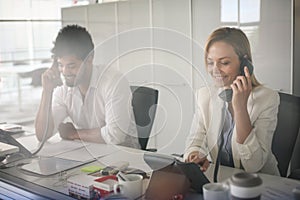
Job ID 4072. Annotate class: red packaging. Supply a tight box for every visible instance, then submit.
[93,175,118,198]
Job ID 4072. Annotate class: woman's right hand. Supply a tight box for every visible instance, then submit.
[186,151,210,172]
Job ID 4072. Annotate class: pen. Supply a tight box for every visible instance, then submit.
[117,172,130,181]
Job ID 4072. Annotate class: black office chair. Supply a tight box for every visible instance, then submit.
[18,67,48,87]
[130,86,159,151]
[288,128,300,180]
[271,92,300,177]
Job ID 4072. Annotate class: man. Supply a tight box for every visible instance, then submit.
[35,25,140,148]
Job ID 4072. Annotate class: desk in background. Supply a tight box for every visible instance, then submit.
[0,133,299,200]
[0,63,48,111]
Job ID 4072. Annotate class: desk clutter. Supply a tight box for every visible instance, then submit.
[0,123,24,134]
[1,143,299,200]
[67,153,211,200]
[67,161,148,200]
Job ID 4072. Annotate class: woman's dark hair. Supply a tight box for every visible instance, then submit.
[51,25,94,60]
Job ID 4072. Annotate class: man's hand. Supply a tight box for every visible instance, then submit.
[42,59,63,92]
[58,122,78,140]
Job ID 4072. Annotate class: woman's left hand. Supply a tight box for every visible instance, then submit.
[231,66,252,110]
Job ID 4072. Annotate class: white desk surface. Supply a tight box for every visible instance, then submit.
[1,134,300,200]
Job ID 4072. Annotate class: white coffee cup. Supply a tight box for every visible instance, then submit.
[203,183,230,200]
[230,172,263,200]
[113,174,143,199]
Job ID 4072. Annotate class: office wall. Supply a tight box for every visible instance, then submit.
[62,0,293,154]
[256,0,292,92]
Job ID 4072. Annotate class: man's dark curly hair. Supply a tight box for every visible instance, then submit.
[51,25,94,60]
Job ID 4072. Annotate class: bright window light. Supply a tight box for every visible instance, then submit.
[221,0,238,22]
[240,0,260,23]
[221,0,261,23]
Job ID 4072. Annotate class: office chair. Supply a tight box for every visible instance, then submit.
[19,68,48,87]
[288,128,300,180]
[130,86,158,151]
[271,92,300,177]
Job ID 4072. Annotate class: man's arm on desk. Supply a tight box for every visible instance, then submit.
[58,122,106,143]
[57,121,132,146]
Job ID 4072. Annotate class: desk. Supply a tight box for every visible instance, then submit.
[0,134,299,200]
[202,166,300,200]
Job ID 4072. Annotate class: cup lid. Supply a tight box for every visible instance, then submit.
[230,172,262,187]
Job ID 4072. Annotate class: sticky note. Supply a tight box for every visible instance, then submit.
[81,165,103,173]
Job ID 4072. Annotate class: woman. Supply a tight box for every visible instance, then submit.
[184,27,280,176]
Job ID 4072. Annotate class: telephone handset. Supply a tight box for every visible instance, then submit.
[218,57,254,102]
[239,57,254,76]
[51,56,63,86]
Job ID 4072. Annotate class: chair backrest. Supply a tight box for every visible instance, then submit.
[289,129,300,178]
[19,68,48,87]
[271,92,300,177]
[130,86,158,150]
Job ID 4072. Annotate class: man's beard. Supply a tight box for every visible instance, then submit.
[64,76,81,87]
[65,80,75,87]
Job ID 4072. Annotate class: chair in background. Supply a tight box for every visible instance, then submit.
[271,92,300,177]
[18,68,48,87]
[130,86,159,151]
[13,61,30,66]
[288,129,300,180]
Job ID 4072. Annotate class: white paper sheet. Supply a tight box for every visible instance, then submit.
[262,180,298,200]
[16,134,90,157]
[56,143,119,162]
[38,140,89,157]
[97,147,152,172]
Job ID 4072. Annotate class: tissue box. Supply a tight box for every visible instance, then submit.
[67,174,95,199]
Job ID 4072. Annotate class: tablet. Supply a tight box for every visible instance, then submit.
[144,153,210,194]
[21,157,85,176]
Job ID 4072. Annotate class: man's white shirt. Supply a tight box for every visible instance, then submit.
[52,65,140,148]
